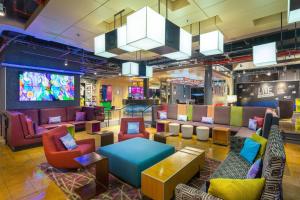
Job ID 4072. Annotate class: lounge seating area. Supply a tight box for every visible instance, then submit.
[1,1,300,200]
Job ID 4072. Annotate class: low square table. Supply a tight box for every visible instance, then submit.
[86,120,101,134]
[97,138,175,187]
[154,132,172,144]
[74,152,108,200]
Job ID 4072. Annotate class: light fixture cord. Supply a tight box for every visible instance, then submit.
[166,0,168,19]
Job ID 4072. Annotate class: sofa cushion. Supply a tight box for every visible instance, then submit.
[75,112,86,121]
[49,116,62,124]
[40,122,69,130]
[262,112,273,138]
[187,105,193,121]
[19,114,31,138]
[247,158,262,179]
[214,106,230,125]
[76,143,94,154]
[177,104,187,115]
[235,127,255,138]
[167,104,178,120]
[192,105,207,122]
[207,105,214,118]
[230,106,243,127]
[240,138,261,164]
[53,133,67,151]
[60,133,77,150]
[26,118,35,136]
[211,151,251,179]
[251,134,267,158]
[208,178,265,200]
[40,108,67,124]
[242,107,267,127]
[14,109,40,125]
[66,106,82,121]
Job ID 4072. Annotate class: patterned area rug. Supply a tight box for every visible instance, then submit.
[39,157,220,200]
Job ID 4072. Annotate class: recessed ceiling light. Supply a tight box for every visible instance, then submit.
[64,59,68,66]
[94,72,97,75]
[267,71,271,76]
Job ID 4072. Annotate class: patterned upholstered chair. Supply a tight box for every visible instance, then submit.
[175,125,286,200]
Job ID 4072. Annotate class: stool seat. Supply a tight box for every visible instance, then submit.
[196,126,209,141]
[212,127,230,146]
[181,125,193,139]
[169,123,180,136]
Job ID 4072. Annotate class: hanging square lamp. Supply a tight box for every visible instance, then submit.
[127,6,165,50]
[94,34,117,58]
[199,30,224,56]
[253,42,277,67]
[117,25,140,52]
[122,62,139,76]
[163,28,192,60]
[288,0,300,23]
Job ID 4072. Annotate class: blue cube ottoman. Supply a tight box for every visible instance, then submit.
[97,137,175,187]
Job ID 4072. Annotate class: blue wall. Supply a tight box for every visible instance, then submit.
[2,43,81,110]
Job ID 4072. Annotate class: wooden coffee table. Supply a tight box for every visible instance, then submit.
[85,120,101,134]
[154,132,172,144]
[212,127,230,146]
[74,152,108,200]
[141,147,205,200]
[156,120,170,132]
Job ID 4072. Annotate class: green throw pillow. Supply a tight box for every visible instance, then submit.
[187,105,193,121]
[251,134,268,158]
[230,106,243,126]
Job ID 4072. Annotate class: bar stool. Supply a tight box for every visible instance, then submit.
[196,126,209,141]
[169,123,180,136]
[181,125,193,139]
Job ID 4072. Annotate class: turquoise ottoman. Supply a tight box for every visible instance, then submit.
[97,138,175,187]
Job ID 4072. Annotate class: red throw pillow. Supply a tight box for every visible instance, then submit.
[254,116,264,128]
[26,118,35,136]
[53,133,68,151]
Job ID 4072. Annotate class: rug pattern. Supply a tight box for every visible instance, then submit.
[40,157,220,200]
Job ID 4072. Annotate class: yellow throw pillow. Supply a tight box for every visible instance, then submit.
[208,178,265,200]
[251,134,268,158]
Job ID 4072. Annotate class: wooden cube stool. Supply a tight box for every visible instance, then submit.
[212,127,230,146]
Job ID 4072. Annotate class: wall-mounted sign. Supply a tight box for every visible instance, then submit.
[237,81,299,108]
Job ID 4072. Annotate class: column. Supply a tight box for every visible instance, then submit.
[143,78,149,99]
[204,65,213,105]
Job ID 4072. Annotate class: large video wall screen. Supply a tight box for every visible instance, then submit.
[19,71,75,101]
[237,81,299,107]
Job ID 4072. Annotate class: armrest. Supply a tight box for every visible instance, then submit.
[175,184,221,200]
[118,131,125,135]
[48,149,82,160]
[142,130,150,138]
[76,138,95,145]
[230,136,246,153]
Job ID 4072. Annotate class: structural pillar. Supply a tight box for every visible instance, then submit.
[204,65,213,105]
[143,78,149,99]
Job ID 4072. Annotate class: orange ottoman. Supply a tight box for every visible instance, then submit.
[212,127,230,146]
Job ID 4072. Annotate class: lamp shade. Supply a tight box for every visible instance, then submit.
[117,25,140,52]
[253,42,277,67]
[139,64,153,78]
[122,62,139,76]
[288,0,300,23]
[163,28,192,60]
[94,34,117,58]
[127,6,165,50]
[199,30,224,56]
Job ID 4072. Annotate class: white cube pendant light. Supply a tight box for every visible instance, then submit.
[199,30,224,56]
[127,6,165,50]
[94,34,117,58]
[122,62,139,76]
[163,28,192,60]
[288,0,300,23]
[117,25,140,52]
[139,65,153,78]
[253,42,277,67]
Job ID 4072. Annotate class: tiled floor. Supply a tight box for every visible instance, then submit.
[0,126,299,199]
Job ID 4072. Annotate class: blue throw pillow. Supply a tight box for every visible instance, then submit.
[240,138,261,164]
[127,122,140,134]
[247,158,262,178]
[60,133,77,150]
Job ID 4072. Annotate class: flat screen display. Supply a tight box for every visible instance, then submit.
[128,86,144,100]
[19,71,75,101]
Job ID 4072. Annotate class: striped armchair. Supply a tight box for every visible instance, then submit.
[175,125,286,200]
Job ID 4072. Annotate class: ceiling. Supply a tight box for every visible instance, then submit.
[21,0,289,58]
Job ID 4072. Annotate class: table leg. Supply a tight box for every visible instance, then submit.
[96,157,109,187]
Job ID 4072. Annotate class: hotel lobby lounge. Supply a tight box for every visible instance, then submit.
[0,0,300,199]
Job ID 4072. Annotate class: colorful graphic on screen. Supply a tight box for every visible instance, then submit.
[19,71,75,101]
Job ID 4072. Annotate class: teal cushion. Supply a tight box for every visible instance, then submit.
[240,138,261,164]
[127,122,139,134]
[60,133,77,150]
[97,138,175,187]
